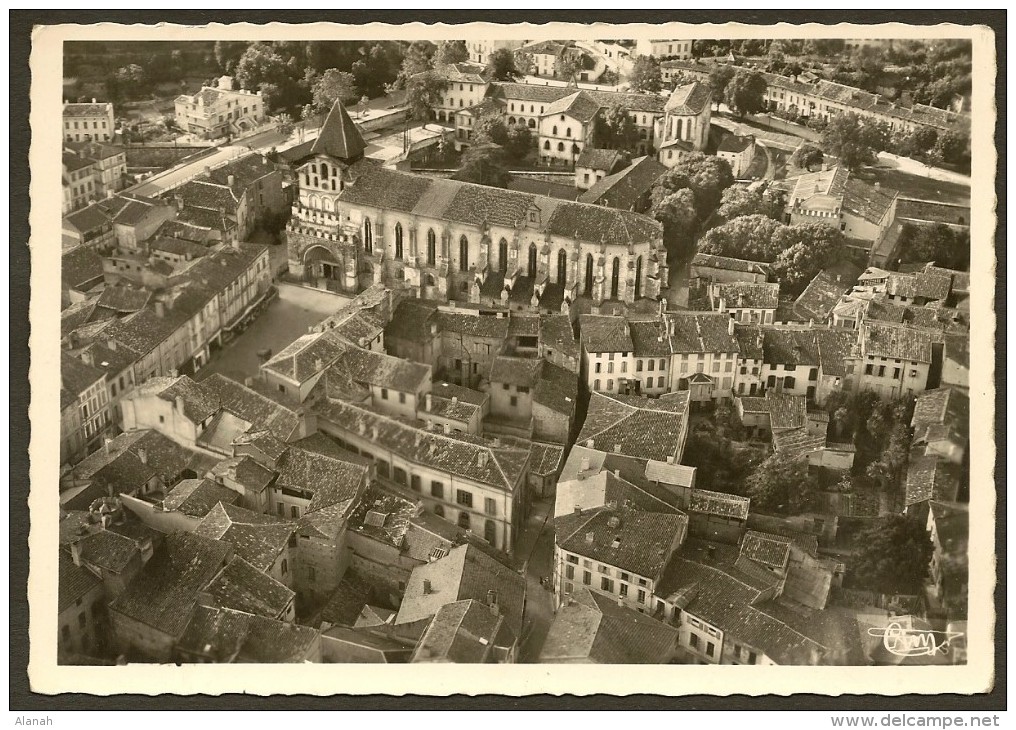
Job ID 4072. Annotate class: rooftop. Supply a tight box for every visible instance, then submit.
[176,605,319,663]
[578,155,667,211]
[712,281,780,310]
[200,556,295,619]
[579,314,633,353]
[412,599,512,663]
[194,502,294,573]
[664,81,711,115]
[161,478,240,518]
[578,392,690,462]
[860,321,934,363]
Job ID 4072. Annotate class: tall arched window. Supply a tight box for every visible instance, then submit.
[363,218,373,253]
[552,125,558,135]
[634,256,643,299]
[584,253,594,295]
[498,238,508,274]
[528,119,536,129]
[677,118,684,140]
[611,257,620,299]
[394,223,404,260]
[320,162,329,178]
[459,235,469,272]
[528,243,537,278]
[543,140,551,150]
[557,249,568,285]
[557,142,565,152]
[427,229,436,266]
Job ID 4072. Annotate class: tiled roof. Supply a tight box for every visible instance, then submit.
[578,392,689,462]
[772,427,826,458]
[318,572,375,628]
[687,488,750,519]
[628,319,670,358]
[794,264,862,321]
[169,179,240,215]
[657,555,826,664]
[341,346,431,393]
[860,321,934,362]
[338,163,434,213]
[133,375,219,424]
[96,283,152,314]
[664,81,711,115]
[843,178,897,225]
[545,90,604,123]
[384,299,439,344]
[58,552,102,613]
[438,310,511,340]
[109,532,231,639]
[579,314,633,353]
[198,374,300,443]
[692,253,770,275]
[665,312,739,354]
[761,327,819,367]
[60,350,104,406]
[539,585,679,663]
[575,147,626,172]
[161,478,240,518]
[207,455,275,493]
[311,100,367,161]
[740,531,792,569]
[766,390,808,431]
[194,503,294,572]
[347,484,416,549]
[72,528,141,574]
[557,506,687,579]
[790,166,850,206]
[435,61,491,84]
[912,388,968,443]
[490,82,576,105]
[578,155,667,211]
[905,455,962,506]
[528,441,565,477]
[201,556,294,619]
[895,199,970,227]
[520,40,567,56]
[413,599,508,663]
[717,134,755,154]
[533,360,578,416]
[489,355,543,388]
[64,101,111,117]
[545,200,662,244]
[206,153,276,196]
[539,314,578,358]
[712,281,780,310]
[62,246,104,290]
[261,329,348,383]
[275,444,369,515]
[177,605,319,663]
[885,271,952,302]
[311,398,527,492]
[396,544,526,637]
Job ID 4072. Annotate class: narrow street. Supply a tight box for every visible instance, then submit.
[515,496,557,663]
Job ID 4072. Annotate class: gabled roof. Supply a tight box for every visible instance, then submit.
[859,321,934,363]
[717,134,755,154]
[578,392,690,462]
[311,100,366,161]
[575,147,627,172]
[712,281,780,310]
[912,388,968,443]
[412,599,511,663]
[161,478,240,518]
[578,155,667,211]
[665,311,739,354]
[540,585,679,663]
[579,314,633,353]
[62,246,105,290]
[790,166,849,206]
[176,605,319,663]
[544,90,604,123]
[664,81,711,115]
[692,252,770,276]
[59,552,102,613]
[740,531,792,569]
[200,556,295,619]
[765,390,808,431]
[772,427,826,458]
[194,503,294,572]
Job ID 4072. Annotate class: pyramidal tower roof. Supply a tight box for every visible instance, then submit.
[311,100,366,161]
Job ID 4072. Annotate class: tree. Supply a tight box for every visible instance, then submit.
[820,112,891,170]
[591,102,640,153]
[275,113,295,138]
[629,55,663,94]
[504,122,534,162]
[214,41,249,73]
[473,112,510,147]
[435,40,469,66]
[405,71,449,121]
[487,47,521,81]
[556,55,583,83]
[745,452,814,515]
[934,128,970,168]
[716,185,783,221]
[724,69,768,117]
[395,40,435,88]
[896,223,970,270]
[112,64,147,101]
[769,223,842,294]
[707,65,735,109]
[698,214,785,261]
[234,43,289,96]
[454,144,512,188]
[513,51,535,77]
[310,69,359,113]
[655,152,735,220]
[352,43,403,98]
[852,515,934,594]
[654,189,699,263]
[791,143,824,171]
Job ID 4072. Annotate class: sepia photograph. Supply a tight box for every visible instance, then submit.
[21,15,998,701]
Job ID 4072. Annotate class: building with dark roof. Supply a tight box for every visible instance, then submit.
[691,252,771,285]
[287,101,668,309]
[175,604,321,663]
[852,321,934,399]
[60,351,114,468]
[412,598,518,663]
[578,391,690,464]
[577,155,667,213]
[656,82,712,167]
[539,585,680,663]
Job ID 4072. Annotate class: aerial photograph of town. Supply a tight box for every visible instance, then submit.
[54,30,975,668]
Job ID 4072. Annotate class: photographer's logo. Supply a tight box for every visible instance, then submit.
[866,621,964,658]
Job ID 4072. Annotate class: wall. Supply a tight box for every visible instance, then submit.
[109,610,178,661]
[120,492,201,533]
[345,531,418,604]
[58,581,107,660]
[532,402,570,445]
[295,530,350,601]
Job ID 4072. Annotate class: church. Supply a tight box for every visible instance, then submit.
[286,101,670,311]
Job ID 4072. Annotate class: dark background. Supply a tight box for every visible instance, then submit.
[10,8,1005,712]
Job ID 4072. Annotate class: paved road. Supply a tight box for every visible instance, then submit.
[196,282,349,384]
[516,497,557,662]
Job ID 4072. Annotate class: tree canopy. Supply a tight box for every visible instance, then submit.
[434,40,469,66]
[707,65,736,108]
[896,223,970,271]
[591,102,640,154]
[629,55,663,94]
[790,143,824,171]
[454,144,512,188]
[851,515,934,594]
[698,214,786,261]
[487,47,521,81]
[395,40,435,89]
[745,451,814,515]
[716,185,784,222]
[653,189,699,262]
[724,69,768,116]
[310,69,359,113]
[405,71,449,121]
[820,112,891,170]
[650,152,735,222]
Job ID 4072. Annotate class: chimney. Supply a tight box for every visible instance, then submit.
[492,437,501,448]
[728,317,735,336]
[154,300,166,318]
[873,182,881,190]
[585,438,595,449]
[204,165,212,178]
[314,357,324,372]
[478,451,489,468]
[607,515,621,529]
[244,376,254,387]
[612,444,621,453]
[580,456,590,472]
[574,505,582,516]
[487,589,498,609]
[227,174,236,188]
[80,348,94,367]
[425,393,432,411]
[443,423,451,435]
[451,396,458,405]
[585,531,595,544]
[91,98,96,104]
[422,579,433,595]
[106,338,117,352]
[175,395,185,414]
[371,426,379,440]
[137,448,148,465]
[706,544,716,561]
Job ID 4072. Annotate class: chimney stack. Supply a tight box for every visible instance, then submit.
[137,448,148,465]
[175,195,184,211]
[443,423,451,435]
[580,456,590,472]
[103,437,113,457]
[175,395,185,415]
[80,348,94,367]
[574,505,582,516]
[422,579,433,595]
[478,451,489,468]
[585,531,595,544]
[227,174,236,188]
[728,316,735,336]
[425,393,432,411]
[707,544,716,561]
[585,438,594,448]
